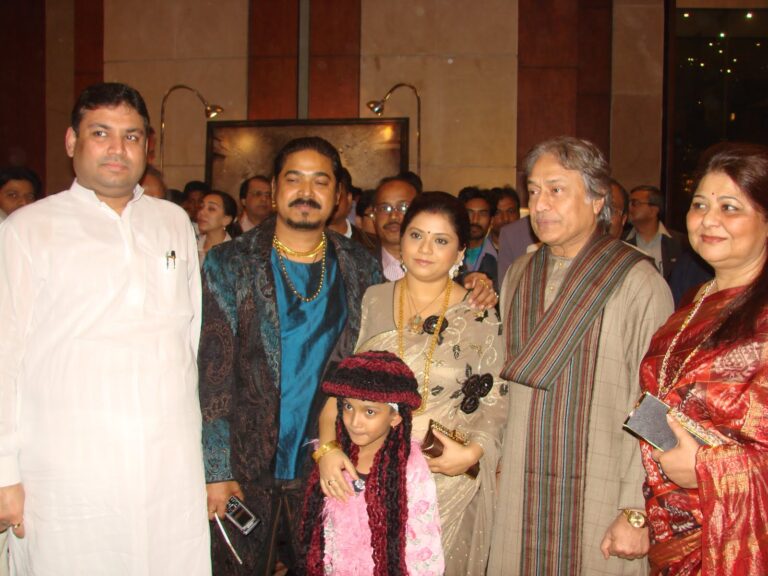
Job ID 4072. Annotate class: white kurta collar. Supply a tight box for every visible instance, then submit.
[70,179,144,218]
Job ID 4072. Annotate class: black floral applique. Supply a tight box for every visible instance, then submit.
[423,315,449,345]
[457,370,494,414]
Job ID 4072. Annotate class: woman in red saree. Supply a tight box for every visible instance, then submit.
[638,142,768,575]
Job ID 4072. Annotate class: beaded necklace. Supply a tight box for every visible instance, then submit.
[273,233,327,303]
[657,279,717,398]
[397,277,452,413]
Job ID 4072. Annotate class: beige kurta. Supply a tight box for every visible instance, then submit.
[356,281,508,575]
[488,253,673,576]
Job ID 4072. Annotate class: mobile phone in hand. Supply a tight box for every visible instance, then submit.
[225,495,259,535]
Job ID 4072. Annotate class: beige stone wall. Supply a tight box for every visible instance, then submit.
[103,0,249,190]
[610,0,665,191]
[360,0,518,194]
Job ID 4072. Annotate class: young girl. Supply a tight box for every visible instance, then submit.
[300,351,444,576]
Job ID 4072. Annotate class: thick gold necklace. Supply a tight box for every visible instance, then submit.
[397,277,453,413]
[657,279,717,398]
[273,234,325,259]
[273,233,327,303]
[404,279,445,334]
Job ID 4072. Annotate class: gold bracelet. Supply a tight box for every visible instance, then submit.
[312,440,341,463]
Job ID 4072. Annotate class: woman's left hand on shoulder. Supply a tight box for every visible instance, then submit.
[463,273,498,310]
[651,416,700,489]
[426,430,484,477]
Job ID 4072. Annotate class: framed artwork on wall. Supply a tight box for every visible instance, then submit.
[205,118,409,198]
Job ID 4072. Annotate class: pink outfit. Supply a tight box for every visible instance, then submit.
[322,441,444,575]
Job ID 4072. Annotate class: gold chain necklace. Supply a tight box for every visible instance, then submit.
[273,233,327,303]
[404,279,445,334]
[273,234,325,259]
[657,279,717,398]
[398,277,453,413]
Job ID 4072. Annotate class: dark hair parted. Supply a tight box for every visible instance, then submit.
[71,82,150,135]
[238,175,270,200]
[490,186,520,213]
[693,142,768,347]
[376,174,422,198]
[300,351,419,576]
[396,171,423,194]
[398,191,470,250]
[0,166,42,199]
[203,190,241,239]
[272,137,342,187]
[458,186,496,217]
[525,136,612,231]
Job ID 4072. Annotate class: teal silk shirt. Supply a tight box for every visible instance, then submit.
[272,244,347,479]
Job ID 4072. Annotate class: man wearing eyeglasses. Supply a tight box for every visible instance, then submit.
[625,184,687,281]
[372,176,419,281]
[238,175,273,233]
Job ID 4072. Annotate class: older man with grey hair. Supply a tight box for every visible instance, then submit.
[489,136,673,575]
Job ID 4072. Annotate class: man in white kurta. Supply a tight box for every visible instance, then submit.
[0,82,210,575]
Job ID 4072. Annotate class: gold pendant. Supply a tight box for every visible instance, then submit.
[409,314,423,334]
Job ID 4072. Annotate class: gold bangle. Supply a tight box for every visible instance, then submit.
[312,440,341,463]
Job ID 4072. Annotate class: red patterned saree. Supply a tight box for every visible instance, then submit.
[638,286,768,575]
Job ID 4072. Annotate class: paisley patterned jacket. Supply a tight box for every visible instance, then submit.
[198,215,383,487]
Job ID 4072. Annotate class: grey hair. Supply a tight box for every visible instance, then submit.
[524,136,612,231]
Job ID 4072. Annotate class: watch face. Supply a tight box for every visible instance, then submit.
[626,510,646,528]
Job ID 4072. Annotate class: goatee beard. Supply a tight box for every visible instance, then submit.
[286,217,323,231]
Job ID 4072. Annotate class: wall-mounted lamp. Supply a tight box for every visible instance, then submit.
[159,84,223,174]
[366,83,421,175]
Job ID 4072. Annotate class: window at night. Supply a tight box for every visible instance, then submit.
[671,9,768,198]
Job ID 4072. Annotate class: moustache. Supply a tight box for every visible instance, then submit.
[288,198,322,210]
[470,224,485,233]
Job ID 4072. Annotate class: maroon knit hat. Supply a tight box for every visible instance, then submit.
[322,350,421,409]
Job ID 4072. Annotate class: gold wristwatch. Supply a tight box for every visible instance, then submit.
[622,509,647,529]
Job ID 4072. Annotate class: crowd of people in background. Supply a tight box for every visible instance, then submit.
[1,81,766,576]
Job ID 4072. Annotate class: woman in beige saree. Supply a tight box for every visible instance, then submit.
[316,192,508,575]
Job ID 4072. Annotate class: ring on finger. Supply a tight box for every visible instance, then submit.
[327,479,334,486]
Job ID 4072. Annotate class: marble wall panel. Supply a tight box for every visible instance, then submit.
[105,0,249,190]
[611,0,664,189]
[361,0,518,192]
